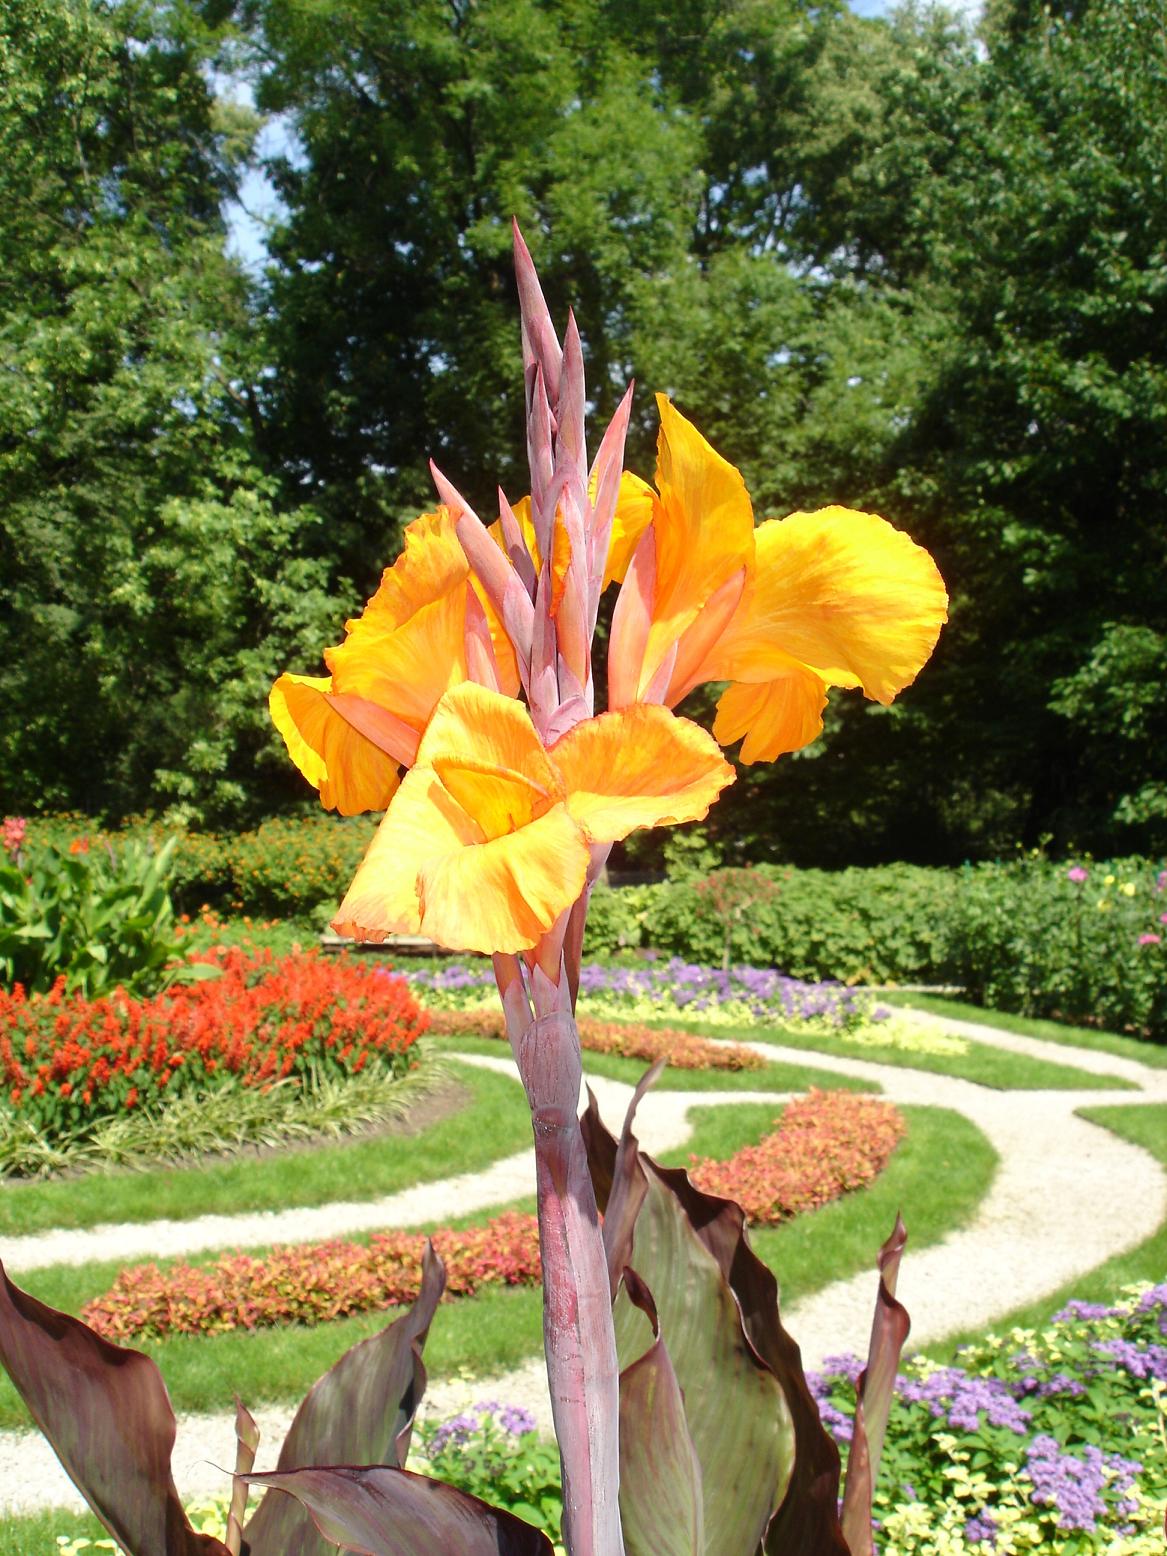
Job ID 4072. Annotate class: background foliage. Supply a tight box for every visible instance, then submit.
[1,0,1163,863]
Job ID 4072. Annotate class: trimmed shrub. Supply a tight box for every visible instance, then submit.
[0,950,426,1142]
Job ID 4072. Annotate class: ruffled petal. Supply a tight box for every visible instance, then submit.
[551,704,735,842]
[637,396,756,693]
[704,509,948,704]
[326,508,471,730]
[712,668,828,764]
[416,683,562,806]
[332,765,477,939]
[602,471,655,590]
[417,803,590,954]
[269,674,400,816]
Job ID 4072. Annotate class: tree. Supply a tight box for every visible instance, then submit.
[0,0,342,821]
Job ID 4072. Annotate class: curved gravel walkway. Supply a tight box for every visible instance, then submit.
[2,1016,1165,1515]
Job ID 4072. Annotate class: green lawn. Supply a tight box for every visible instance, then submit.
[880,990,1167,1069]
[431,1031,877,1094]
[681,1015,1133,1091]
[0,1099,995,1430]
[0,1062,531,1239]
[924,1102,1167,1361]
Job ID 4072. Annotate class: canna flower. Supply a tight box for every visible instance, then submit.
[609,395,949,761]
[333,681,732,953]
[270,507,518,816]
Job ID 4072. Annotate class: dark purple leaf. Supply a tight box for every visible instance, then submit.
[244,1242,445,1556]
[242,1464,555,1555]
[840,1215,911,1556]
[0,1261,228,1556]
[583,1084,849,1556]
[618,1269,703,1556]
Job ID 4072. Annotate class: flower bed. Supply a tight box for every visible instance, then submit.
[689,1089,905,1223]
[0,950,427,1142]
[810,1283,1167,1553]
[83,1211,542,1340]
[410,956,874,1029]
[424,1004,763,1071]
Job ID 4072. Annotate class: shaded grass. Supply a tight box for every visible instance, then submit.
[0,1099,994,1430]
[432,1032,877,1094]
[0,1506,112,1554]
[659,1015,1132,1091]
[880,990,1167,1069]
[0,1062,531,1239]
[924,1102,1167,1361]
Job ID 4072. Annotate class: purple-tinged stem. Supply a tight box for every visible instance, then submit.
[498,976,625,1556]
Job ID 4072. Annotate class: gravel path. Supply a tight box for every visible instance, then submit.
[3,1016,1165,1516]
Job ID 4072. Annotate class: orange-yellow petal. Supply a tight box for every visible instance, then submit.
[703,509,948,704]
[638,397,756,693]
[417,803,589,954]
[550,704,735,842]
[332,762,589,954]
[712,669,828,764]
[326,508,471,731]
[332,766,478,940]
[602,471,655,590]
[269,674,400,815]
[416,682,563,813]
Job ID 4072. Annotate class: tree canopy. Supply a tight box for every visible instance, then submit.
[2,0,1163,859]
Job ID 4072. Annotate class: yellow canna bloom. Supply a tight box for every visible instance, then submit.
[333,681,734,954]
[270,507,519,814]
[610,400,948,762]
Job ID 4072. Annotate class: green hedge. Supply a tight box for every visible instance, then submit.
[590,859,1166,1041]
[24,814,377,918]
[21,819,1166,1040]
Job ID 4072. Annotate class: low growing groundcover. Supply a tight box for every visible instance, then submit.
[0,1060,531,1238]
[882,990,1167,1070]
[0,1101,992,1431]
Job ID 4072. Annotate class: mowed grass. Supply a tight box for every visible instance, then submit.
[0,1062,531,1240]
[643,1014,1133,1091]
[926,1102,1167,1361]
[880,990,1167,1069]
[0,1097,995,1430]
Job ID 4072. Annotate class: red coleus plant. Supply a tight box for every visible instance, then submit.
[425,1005,763,1071]
[1,950,426,1140]
[689,1089,905,1225]
[83,1211,543,1341]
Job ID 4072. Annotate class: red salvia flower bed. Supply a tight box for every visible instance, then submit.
[425,1007,763,1071]
[689,1088,905,1224]
[1,950,427,1141]
[83,1210,542,1341]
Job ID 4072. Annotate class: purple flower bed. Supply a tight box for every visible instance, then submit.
[808,1282,1167,1549]
[405,955,879,1030]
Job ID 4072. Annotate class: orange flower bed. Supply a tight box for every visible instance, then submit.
[689,1089,905,1224]
[425,1007,763,1071]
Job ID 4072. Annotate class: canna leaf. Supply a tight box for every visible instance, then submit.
[244,1241,446,1556]
[584,1092,794,1556]
[839,1215,911,1556]
[0,1262,228,1556]
[241,1464,555,1555]
[617,1268,703,1556]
